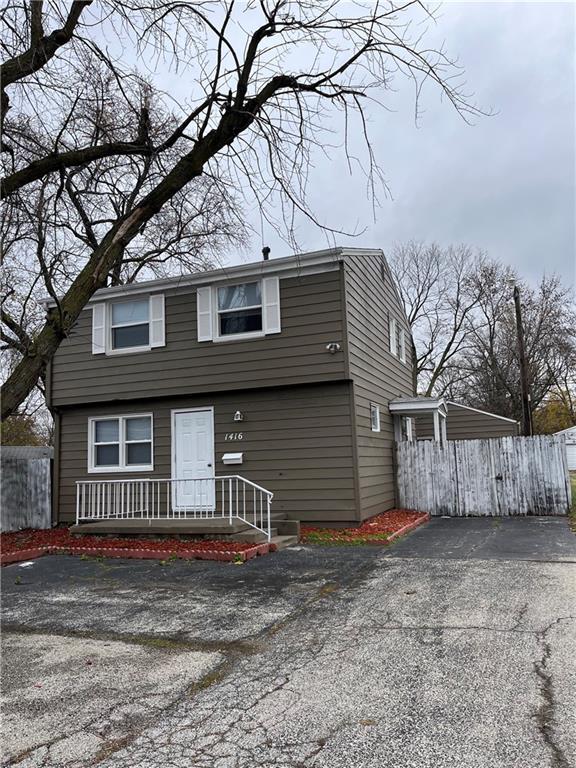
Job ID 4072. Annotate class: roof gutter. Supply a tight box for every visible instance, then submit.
[40,247,385,309]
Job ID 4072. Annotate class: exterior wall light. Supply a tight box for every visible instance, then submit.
[326,342,341,354]
[233,410,244,422]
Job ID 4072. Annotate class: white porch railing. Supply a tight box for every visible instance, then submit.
[76,476,273,540]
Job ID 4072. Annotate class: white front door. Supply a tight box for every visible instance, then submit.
[172,409,215,510]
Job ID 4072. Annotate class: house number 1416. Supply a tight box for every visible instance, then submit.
[224,432,243,441]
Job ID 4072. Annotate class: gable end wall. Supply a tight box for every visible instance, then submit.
[344,253,415,520]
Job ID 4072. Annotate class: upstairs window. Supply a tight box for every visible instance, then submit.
[92,295,165,355]
[111,299,150,350]
[389,316,398,356]
[370,403,381,432]
[399,327,407,363]
[89,414,153,472]
[197,276,281,342]
[390,316,409,364]
[217,282,262,337]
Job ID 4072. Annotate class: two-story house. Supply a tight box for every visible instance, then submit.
[47,248,415,537]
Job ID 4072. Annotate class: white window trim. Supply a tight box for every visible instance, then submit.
[88,414,154,473]
[212,281,265,343]
[106,298,152,355]
[405,416,414,442]
[399,328,407,364]
[370,403,381,433]
[389,316,398,357]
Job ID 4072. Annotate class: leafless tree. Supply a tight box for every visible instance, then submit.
[390,241,486,395]
[1,0,483,420]
[448,267,576,422]
[391,242,576,422]
[1,69,247,415]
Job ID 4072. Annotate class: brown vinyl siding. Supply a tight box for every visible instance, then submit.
[57,382,357,524]
[343,254,415,520]
[50,270,346,407]
[415,402,519,441]
[52,249,421,527]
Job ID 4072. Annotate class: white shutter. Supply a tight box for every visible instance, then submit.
[389,316,397,356]
[262,277,281,335]
[197,286,213,342]
[92,303,106,355]
[149,294,165,348]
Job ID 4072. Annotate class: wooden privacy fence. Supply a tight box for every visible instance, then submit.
[1,446,53,532]
[396,435,572,517]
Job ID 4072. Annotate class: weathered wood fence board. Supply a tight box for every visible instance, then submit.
[396,435,571,517]
[1,448,53,532]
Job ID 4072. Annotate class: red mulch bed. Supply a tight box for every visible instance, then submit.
[0,526,269,565]
[300,509,428,545]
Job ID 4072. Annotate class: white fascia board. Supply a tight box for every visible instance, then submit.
[555,426,576,436]
[389,398,447,416]
[447,401,519,424]
[41,247,367,308]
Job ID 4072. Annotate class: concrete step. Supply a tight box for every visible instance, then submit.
[270,534,299,551]
[69,518,251,536]
[272,519,300,537]
[229,527,278,544]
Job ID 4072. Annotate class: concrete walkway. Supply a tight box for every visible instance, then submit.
[2,518,575,767]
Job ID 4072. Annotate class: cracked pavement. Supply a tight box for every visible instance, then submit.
[2,517,575,767]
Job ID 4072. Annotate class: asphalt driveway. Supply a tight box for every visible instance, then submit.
[2,517,575,767]
[387,515,576,562]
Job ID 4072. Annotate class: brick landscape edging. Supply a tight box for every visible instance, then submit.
[300,510,430,545]
[0,542,271,566]
[0,547,49,565]
[386,512,430,542]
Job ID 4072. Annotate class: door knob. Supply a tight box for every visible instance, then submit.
[207,463,212,467]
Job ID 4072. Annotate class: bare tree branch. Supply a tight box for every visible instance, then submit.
[1,0,485,420]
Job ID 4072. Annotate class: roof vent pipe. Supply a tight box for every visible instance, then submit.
[262,246,270,261]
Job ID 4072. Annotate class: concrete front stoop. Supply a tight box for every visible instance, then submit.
[68,516,300,551]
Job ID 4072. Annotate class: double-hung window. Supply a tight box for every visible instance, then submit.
[390,315,409,364]
[196,277,281,342]
[92,294,165,355]
[110,299,150,351]
[89,415,153,472]
[217,282,262,338]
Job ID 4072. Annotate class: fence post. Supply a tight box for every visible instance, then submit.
[229,478,233,524]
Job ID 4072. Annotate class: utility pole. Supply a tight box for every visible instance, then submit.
[513,284,533,436]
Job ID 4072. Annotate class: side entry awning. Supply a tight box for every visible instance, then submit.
[389,397,448,443]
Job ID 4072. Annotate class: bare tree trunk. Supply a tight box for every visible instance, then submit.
[411,339,418,395]
[2,3,483,419]
[1,98,272,419]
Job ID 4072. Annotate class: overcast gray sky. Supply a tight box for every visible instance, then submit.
[237,2,575,287]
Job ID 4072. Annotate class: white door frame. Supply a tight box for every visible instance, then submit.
[171,407,215,511]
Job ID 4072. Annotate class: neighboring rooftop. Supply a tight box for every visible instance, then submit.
[0,446,54,459]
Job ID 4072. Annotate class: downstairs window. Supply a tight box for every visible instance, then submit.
[89,415,153,472]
